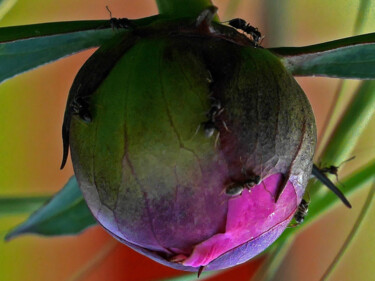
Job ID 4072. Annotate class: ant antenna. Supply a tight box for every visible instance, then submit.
[106,6,113,18]
[337,156,356,168]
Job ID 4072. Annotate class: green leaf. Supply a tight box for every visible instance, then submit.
[310,80,375,200]
[0,16,158,84]
[5,176,96,241]
[320,179,375,280]
[0,0,17,20]
[157,271,217,281]
[270,32,375,79]
[318,81,375,164]
[0,21,108,42]
[0,22,115,84]
[0,195,50,217]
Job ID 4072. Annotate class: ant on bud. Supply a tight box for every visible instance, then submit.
[289,198,309,227]
[226,18,263,46]
[225,175,262,197]
[196,97,230,147]
[71,95,92,123]
[106,6,135,30]
[202,97,224,138]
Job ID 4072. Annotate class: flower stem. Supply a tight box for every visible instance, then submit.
[156,0,214,18]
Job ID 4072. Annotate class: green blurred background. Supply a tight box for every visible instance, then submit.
[0,0,374,280]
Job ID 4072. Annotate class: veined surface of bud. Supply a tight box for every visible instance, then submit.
[62,12,316,271]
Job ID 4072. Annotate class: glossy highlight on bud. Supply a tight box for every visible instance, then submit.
[63,8,317,272]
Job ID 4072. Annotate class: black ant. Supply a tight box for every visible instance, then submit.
[198,97,230,148]
[71,95,92,123]
[227,18,263,46]
[319,156,355,182]
[312,164,352,208]
[289,199,309,227]
[201,97,224,138]
[106,6,135,30]
[225,175,262,197]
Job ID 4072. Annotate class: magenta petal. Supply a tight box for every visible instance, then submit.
[182,174,297,267]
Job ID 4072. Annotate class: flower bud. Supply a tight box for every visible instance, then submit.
[62,12,316,272]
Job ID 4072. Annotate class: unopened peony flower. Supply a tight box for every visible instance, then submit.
[61,7,316,272]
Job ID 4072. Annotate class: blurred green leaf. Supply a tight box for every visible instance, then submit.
[251,237,293,281]
[310,80,375,200]
[317,0,369,156]
[5,176,96,241]
[320,178,375,280]
[270,32,375,78]
[0,195,50,217]
[0,0,16,20]
[318,80,375,164]
[157,271,217,281]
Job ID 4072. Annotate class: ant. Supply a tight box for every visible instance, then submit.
[106,6,135,30]
[225,175,262,197]
[71,95,92,123]
[226,18,263,46]
[319,156,355,182]
[201,97,224,138]
[289,198,309,227]
[312,164,352,208]
[198,97,230,147]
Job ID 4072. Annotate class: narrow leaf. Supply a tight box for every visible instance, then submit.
[0,0,17,20]
[310,80,375,200]
[0,27,114,84]
[0,21,109,43]
[0,195,50,217]
[0,16,158,84]
[5,176,96,240]
[320,179,375,281]
[270,32,375,79]
[317,0,369,155]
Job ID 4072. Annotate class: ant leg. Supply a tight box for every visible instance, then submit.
[189,123,201,141]
[222,120,231,132]
[214,131,220,148]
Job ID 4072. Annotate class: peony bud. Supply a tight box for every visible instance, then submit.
[62,10,316,272]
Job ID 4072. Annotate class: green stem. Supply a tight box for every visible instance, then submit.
[156,0,214,18]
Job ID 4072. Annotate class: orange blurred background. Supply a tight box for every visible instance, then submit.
[0,1,374,281]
